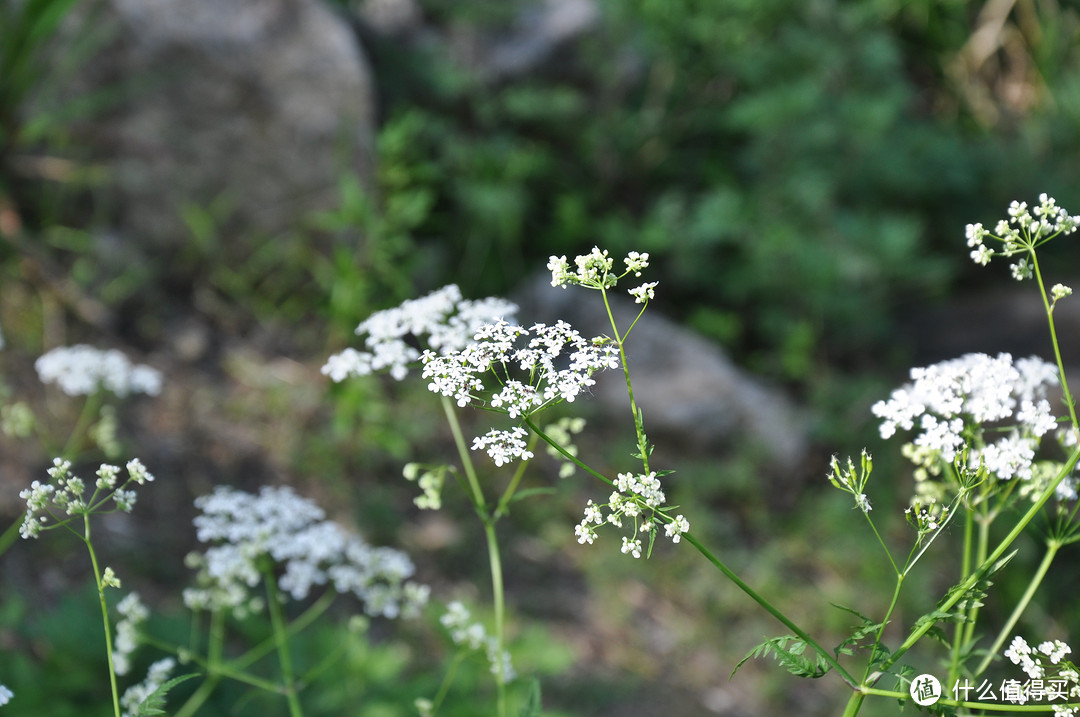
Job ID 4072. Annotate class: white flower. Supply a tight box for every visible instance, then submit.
[420,319,619,418]
[628,282,658,304]
[873,353,1059,481]
[120,658,175,717]
[471,427,534,466]
[0,684,12,706]
[35,345,162,397]
[322,285,518,382]
[439,601,515,680]
[186,485,427,619]
[114,592,149,676]
[19,458,154,538]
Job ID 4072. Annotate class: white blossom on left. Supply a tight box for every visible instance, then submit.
[183,485,429,619]
[35,345,162,397]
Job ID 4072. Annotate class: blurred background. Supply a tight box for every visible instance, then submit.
[3,0,1080,714]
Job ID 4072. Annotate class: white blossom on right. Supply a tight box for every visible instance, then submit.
[872,353,1065,493]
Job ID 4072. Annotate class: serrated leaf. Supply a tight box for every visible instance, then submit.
[732,636,830,679]
[131,674,198,717]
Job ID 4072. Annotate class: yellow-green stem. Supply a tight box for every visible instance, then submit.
[440,396,508,717]
[265,571,304,717]
[879,445,1080,676]
[84,518,121,717]
[974,540,1061,677]
[484,521,508,717]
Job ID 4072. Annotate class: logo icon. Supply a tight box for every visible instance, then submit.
[910,674,942,706]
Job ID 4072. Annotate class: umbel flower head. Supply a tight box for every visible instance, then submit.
[872,352,1068,498]
[35,345,162,397]
[322,284,518,382]
[548,247,656,303]
[966,193,1080,278]
[19,458,155,539]
[574,471,689,558]
[183,485,429,619]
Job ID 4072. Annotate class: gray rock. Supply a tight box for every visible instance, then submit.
[515,275,809,474]
[64,0,375,252]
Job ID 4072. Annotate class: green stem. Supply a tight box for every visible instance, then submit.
[441,395,507,717]
[61,390,103,459]
[441,396,487,511]
[233,590,337,671]
[599,287,650,472]
[429,651,468,716]
[265,570,304,717]
[681,532,856,687]
[1030,250,1079,431]
[859,684,1077,711]
[879,445,1080,676]
[494,434,537,519]
[0,514,23,559]
[974,540,1061,677]
[84,517,121,717]
[483,521,508,717]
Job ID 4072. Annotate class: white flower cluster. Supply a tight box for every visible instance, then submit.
[548,247,656,303]
[471,427,533,467]
[575,471,689,557]
[183,485,429,619]
[113,592,149,676]
[872,353,1061,485]
[1004,636,1079,714]
[322,285,518,382]
[439,601,515,681]
[0,684,11,706]
[120,657,175,717]
[19,458,155,539]
[35,345,162,397]
[421,319,619,416]
[966,194,1080,276]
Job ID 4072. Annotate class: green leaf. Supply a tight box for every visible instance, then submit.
[130,674,198,716]
[732,636,830,679]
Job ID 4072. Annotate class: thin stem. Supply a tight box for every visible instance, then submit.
[974,540,1061,677]
[428,651,468,716]
[523,418,611,487]
[440,396,486,510]
[232,590,337,671]
[441,395,507,717]
[62,390,103,459]
[0,514,24,560]
[599,287,649,472]
[83,518,121,717]
[681,532,857,687]
[483,521,508,717]
[858,684,1077,712]
[1030,250,1079,431]
[494,432,538,519]
[264,570,305,717]
[880,445,1080,675]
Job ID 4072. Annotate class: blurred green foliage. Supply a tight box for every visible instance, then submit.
[357,0,1080,382]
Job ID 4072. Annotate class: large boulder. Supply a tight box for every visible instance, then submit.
[65,0,375,252]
